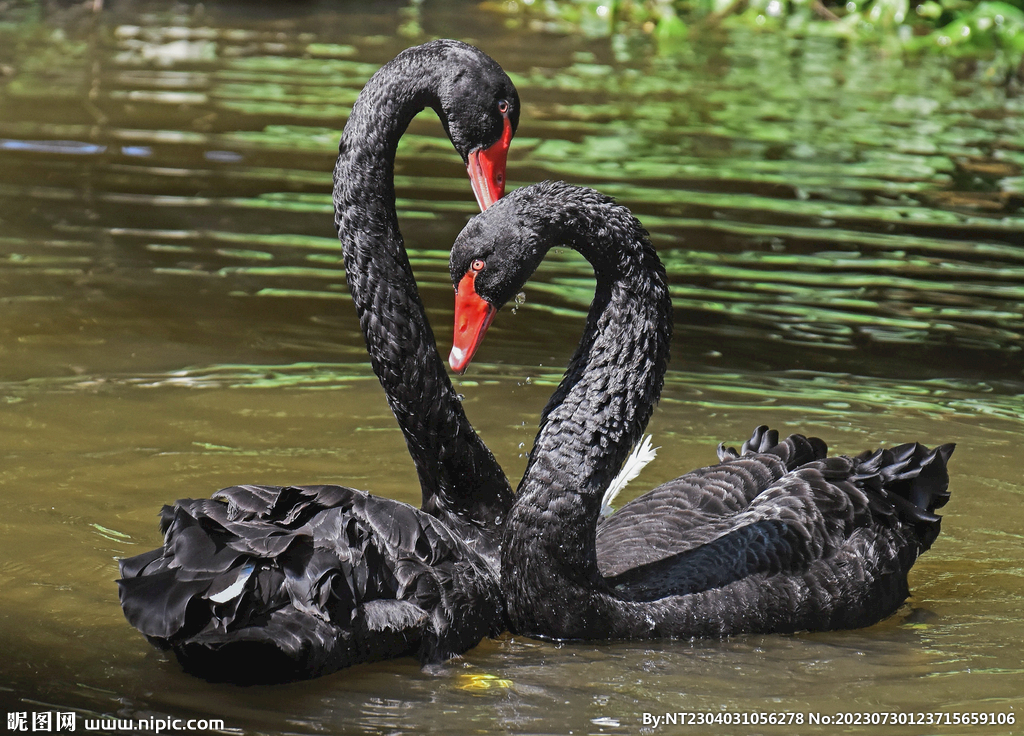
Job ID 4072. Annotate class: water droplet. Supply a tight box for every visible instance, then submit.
[511,291,526,315]
[456,393,465,402]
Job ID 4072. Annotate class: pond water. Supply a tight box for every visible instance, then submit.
[0,1,1022,734]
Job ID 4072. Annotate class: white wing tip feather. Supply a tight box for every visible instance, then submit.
[207,562,255,604]
[601,435,658,517]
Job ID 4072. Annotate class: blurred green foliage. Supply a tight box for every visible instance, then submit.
[495,0,1024,72]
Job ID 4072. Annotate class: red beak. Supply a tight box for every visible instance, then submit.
[466,116,512,211]
[449,270,497,374]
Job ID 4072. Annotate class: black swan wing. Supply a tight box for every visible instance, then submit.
[596,427,826,576]
[117,484,504,683]
[602,432,952,607]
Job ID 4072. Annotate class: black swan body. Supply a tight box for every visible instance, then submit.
[118,40,519,682]
[448,180,954,641]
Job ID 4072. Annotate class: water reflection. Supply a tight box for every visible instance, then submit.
[0,1,1021,733]
[2,15,1021,377]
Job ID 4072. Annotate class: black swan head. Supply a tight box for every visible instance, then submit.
[355,39,520,209]
[431,43,521,208]
[447,189,548,371]
[447,181,653,373]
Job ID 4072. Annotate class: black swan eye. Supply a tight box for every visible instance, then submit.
[471,259,486,272]
[497,99,509,114]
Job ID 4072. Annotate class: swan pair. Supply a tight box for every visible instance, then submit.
[118,41,953,682]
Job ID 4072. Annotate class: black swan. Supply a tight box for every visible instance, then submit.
[117,40,519,683]
[448,180,954,641]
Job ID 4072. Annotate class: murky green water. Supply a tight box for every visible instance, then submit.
[0,1,1021,733]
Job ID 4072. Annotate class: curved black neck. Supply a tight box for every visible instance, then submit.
[502,184,672,620]
[333,46,513,556]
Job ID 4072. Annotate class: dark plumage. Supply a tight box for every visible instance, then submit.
[449,180,954,642]
[118,40,518,683]
[118,485,503,682]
